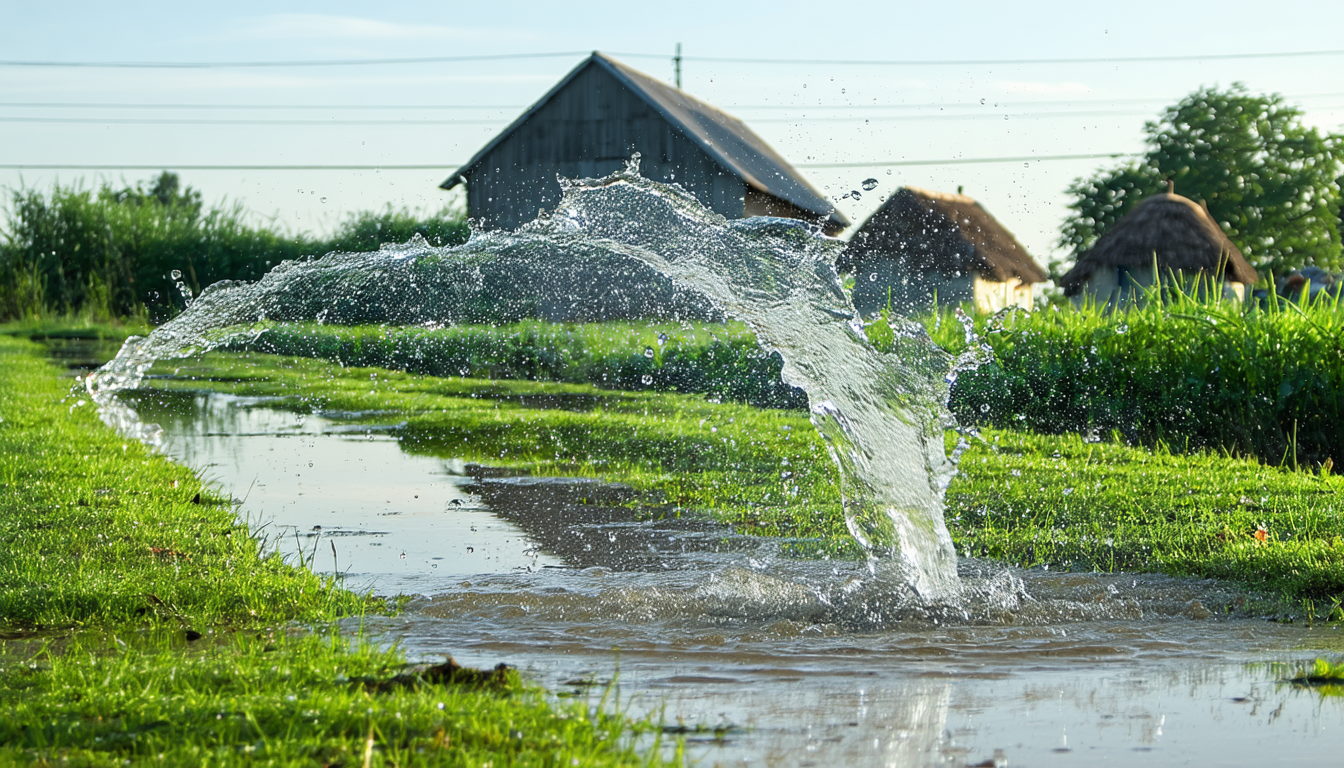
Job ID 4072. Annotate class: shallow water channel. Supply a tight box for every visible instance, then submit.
[124,386,1344,767]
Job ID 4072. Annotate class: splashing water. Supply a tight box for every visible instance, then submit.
[87,158,963,602]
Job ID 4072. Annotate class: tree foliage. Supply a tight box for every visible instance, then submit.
[1061,85,1344,278]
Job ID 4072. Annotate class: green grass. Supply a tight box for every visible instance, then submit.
[929,288,1344,466]
[0,337,366,629]
[0,336,664,767]
[143,347,1344,613]
[145,350,849,547]
[224,319,807,409]
[0,628,663,767]
[948,429,1344,612]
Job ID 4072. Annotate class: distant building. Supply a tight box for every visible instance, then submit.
[1059,186,1258,304]
[838,186,1047,315]
[440,52,847,234]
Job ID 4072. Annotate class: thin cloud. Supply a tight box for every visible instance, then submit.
[241,14,537,43]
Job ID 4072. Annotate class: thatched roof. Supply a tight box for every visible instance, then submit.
[1059,192,1258,295]
[839,186,1046,284]
[441,52,847,232]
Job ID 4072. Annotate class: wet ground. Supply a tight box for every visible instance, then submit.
[122,387,1344,767]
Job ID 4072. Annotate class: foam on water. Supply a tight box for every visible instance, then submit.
[89,158,963,601]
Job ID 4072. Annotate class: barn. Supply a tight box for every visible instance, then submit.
[838,186,1047,316]
[439,52,847,234]
[1059,185,1258,305]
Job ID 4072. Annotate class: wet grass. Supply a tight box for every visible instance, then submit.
[145,350,850,546]
[0,336,666,766]
[224,319,807,409]
[142,349,1344,614]
[947,429,1344,616]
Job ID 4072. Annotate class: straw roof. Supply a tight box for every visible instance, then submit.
[840,186,1047,283]
[1059,192,1258,295]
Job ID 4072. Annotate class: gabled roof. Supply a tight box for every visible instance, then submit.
[1059,191,1258,295]
[840,186,1047,283]
[440,52,847,231]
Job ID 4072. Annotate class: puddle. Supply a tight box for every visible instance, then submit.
[125,389,1344,766]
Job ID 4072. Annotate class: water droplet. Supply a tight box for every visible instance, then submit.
[465,547,474,554]
[643,347,655,358]
[170,269,182,280]
[657,332,668,347]
[320,197,328,203]
[979,403,990,413]
[399,551,407,559]
[849,190,861,200]
[641,374,653,385]
[869,273,878,282]
[886,169,893,175]
[861,178,879,191]
[980,98,986,105]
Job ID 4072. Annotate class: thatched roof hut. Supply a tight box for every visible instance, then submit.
[839,186,1047,314]
[1060,189,1258,297]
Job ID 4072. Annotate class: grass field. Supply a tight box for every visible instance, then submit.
[0,335,665,767]
[139,347,1344,616]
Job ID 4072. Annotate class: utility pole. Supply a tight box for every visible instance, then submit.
[674,43,682,89]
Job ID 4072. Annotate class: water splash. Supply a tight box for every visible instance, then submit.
[88,158,963,601]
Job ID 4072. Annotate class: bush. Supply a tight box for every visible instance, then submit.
[0,174,469,322]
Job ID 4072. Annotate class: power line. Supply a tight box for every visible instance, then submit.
[0,116,512,126]
[0,152,1138,173]
[4,48,1343,69]
[797,152,1138,168]
[0,164,457,171]
[684,49,1344,66]
[0,102,529,111]
[0,51,612,69]
[12,105,1342,128]
[6,91,1344,113]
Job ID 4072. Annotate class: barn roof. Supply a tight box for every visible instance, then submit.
[439,52,848,231]
[1059,191,1258,295]
[840,186,1047,283]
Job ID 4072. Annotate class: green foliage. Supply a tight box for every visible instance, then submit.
[0,174,469,323]
[323,204,470,253]
[1061,84,1344,276]
[942,292,1344,467]
[229,320,809,410]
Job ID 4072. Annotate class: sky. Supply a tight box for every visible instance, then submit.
[3,1,1343,272]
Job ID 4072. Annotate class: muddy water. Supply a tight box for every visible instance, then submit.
[126,388,1344,767]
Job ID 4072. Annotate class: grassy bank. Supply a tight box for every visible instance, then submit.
[0,336,663,766]
[144,349,1344,614]
[145,350,847,545]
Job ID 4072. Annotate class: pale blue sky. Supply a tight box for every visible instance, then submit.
[3,1,1342,266]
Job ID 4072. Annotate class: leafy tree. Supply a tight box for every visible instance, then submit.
[1061,85,1344,277]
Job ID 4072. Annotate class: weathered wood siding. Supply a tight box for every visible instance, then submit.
[463,65,745,230]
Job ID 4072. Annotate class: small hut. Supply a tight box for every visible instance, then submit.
[839,186,1047,315]
[1059,186,1258,303]
[440,52,847,234]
